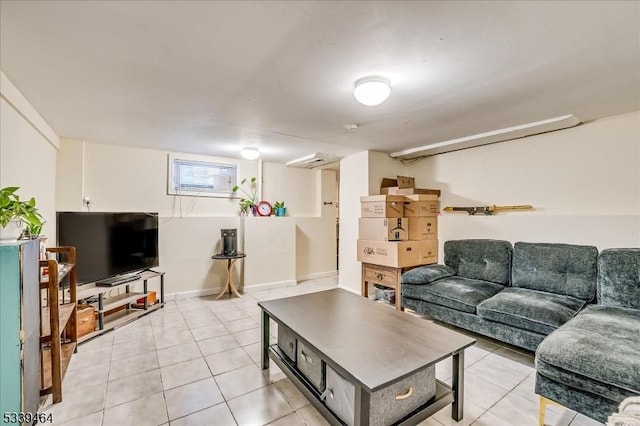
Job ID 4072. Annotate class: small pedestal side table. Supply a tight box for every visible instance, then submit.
[211,253,246,299]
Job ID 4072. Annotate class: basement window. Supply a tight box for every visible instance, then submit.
[168,155,237,197]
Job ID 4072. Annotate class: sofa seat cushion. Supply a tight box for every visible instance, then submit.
[402,277,504,314]
[536,305,640,397]
[477,288,585,335]
[401,264,455,285]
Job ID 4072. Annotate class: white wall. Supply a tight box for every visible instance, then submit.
[55,139,84,211]
[80,143,259,216]
[159,216,241,299]
[262,163,320,217]
[405,111,640,252]
[244,217,296,288]
[368,151,405,195]
[0,72,58,243]
[56,141,337,296]
[338,151,370,294]
[262,164,338,280]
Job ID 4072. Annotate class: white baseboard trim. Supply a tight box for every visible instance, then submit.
[245,279,298,292]
[161,272,337,300]
[165,288,221,301]
[296,270,338,281]
[336,284,360,295]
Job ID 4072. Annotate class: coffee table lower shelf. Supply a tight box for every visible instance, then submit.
[268,345,454,426]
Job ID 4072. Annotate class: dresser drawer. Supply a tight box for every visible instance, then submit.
[297,341,324,391]
[363,265,399,288]
[277,324,296,362]
[324,365,436,426]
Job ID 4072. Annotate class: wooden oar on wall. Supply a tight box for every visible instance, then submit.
[442,205,534,215]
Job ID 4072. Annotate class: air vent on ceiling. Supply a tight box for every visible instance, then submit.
[390,114,581,159]
[286,153,339,169]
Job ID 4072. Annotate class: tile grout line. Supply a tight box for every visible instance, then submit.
[468,370,536,426]
[156,310,172,426]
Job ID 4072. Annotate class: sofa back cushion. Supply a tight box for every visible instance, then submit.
[598,248,640,309]
[512,242,597,301]
[444,239,512,285]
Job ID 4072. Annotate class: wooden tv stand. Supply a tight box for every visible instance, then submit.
[74,270,165,342]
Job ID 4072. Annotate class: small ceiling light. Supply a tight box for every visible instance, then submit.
[353,75,391,106]
[240,147,260,160]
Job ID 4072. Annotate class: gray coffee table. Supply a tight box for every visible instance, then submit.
[259,289,475,425]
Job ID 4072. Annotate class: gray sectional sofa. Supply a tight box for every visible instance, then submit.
[535,248,640,423]
[401,239,598,351]
[400,240,640,423]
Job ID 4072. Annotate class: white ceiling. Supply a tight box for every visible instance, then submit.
[1,1,639,163]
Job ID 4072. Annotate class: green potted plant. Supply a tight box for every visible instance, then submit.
[0,186,45,241]
[232,177,258,216]
[273,201,286,217]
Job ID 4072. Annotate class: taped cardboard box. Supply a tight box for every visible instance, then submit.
[359,218,408,241]
[380,178,398,194]
[397,176,415,188]
[404,195,439,217]
[408,217,438,240]
[379,176,421,194]
[382,187,441,197]
[357,239,438,268]
[360,195,404,218]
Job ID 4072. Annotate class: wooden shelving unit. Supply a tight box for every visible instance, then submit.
[40,304,76,342]
[41,342,76,391]
[39,246,77,404]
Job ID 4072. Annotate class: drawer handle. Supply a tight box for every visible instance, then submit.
[300,350,312,363]
[396,386,414,400]
[375,272,384,280]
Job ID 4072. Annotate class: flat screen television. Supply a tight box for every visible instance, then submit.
[57,212,159,284]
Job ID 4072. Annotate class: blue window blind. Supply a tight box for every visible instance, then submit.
[170,158,237,196]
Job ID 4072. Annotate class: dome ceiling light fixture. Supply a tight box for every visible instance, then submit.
[240,147,260,160]
[353,75,391,106]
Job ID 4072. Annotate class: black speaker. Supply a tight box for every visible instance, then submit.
[221,229,237,256]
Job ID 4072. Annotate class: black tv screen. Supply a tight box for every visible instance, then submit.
[57,212,159,284]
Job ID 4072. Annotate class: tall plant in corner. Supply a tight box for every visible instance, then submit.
[0,186,45,240]
[232,177,258,215]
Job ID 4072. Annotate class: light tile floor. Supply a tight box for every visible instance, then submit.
[41,277,604,426]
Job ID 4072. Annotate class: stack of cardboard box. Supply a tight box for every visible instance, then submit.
[357,176,439,268]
